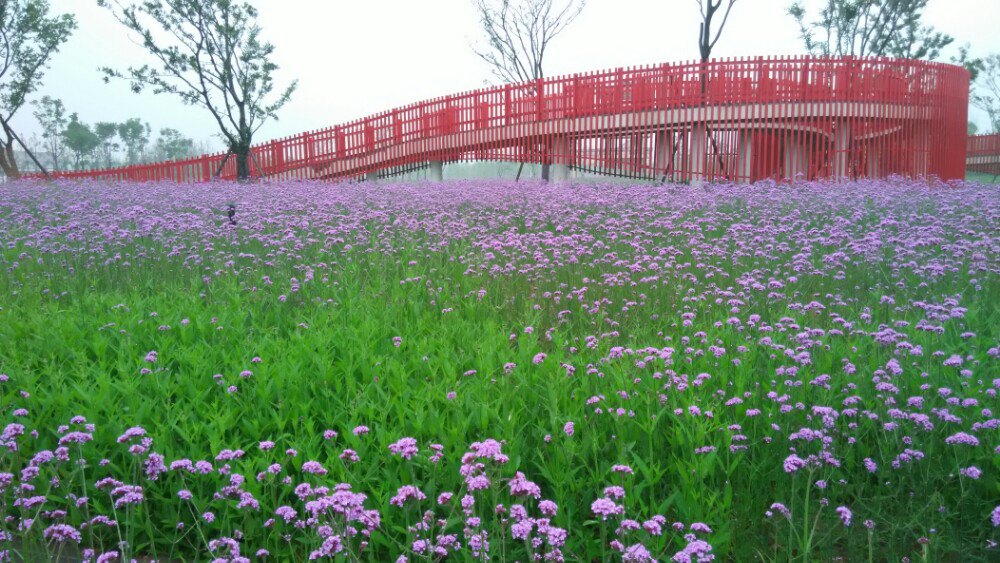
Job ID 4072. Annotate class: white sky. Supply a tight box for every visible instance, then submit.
[11,0,1000,150]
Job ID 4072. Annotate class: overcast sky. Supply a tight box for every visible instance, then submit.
[11,0,1000,151]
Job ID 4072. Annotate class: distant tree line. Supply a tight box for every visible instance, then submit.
[29,95,202,171]
[2,0,294,181]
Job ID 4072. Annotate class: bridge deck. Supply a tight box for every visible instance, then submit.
[29,56,970,183]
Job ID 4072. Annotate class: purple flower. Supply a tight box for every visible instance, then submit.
[689,522,712,534]
[783,454,807,473]
[528,499,554,516]
[836,506,852,526]
[604,485,626,499]
[622,543,655,562]
[275,505,297,523]
[591,497,624,520]
[563,421,575,436]
[671,537,714,562]
[390,485,426,507]
[769,503,791,519]
[388,437,419,460]
[509,471,541,499]
[301,460,328,475]
[43,524,81,544]
[116,427,147,443]
[944,432,979,446]
[960,466,982,479]
[353,425,370,436]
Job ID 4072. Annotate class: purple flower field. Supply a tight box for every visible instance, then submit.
[0,177,998,561]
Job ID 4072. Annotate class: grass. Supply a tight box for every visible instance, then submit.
[966,170,1000,184]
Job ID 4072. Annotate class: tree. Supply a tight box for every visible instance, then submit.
[788,0,952,60]
[117,118,150,164]
[0,0,76,178]
[98,0,297,181]
[61,113,100,169]
[32,95,67,170]
[696,1,738,63]
[471,0,586,84]
[94,121,119,167]
[153,127,195,160]
[972,54,1000,134]
[471,0,586,180]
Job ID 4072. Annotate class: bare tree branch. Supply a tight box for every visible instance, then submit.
[471,0,585,84]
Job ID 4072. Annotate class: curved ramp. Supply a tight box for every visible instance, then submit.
[34,56,970,183]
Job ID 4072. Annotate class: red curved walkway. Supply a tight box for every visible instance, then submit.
[967,134,1000,177]
[35,55,970,183]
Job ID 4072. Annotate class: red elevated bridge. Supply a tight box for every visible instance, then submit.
[967,134,1000,177]
[34,55,971,184]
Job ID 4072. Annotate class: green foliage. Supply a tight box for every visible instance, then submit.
[61,113,101,169]
[153,127,195,161]
[117,117,151,165]
[98,0,297,180]
[94,121,120,168]
[787,0,952,60]
[31,94,66,170]
[972,54,1000,134]
[0,0,76,175]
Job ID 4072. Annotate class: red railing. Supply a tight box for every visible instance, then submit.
[967,133,1000,176]
[28,55,970,183]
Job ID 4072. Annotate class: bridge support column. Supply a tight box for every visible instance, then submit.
[690,125,709,185]
[866,147,882,178]
[428,160,444,182]
[655,130,675,182]
[365,171,378,182]
[914,128,931,177]
[550,136,571,183]
[833,120,852,180]
[736,129,753,183]
[784,133,807,182]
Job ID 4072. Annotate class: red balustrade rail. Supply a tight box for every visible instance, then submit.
[28,55,970,183]
[967,133,1000,176]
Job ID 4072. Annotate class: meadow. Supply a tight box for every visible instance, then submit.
[0,177,997,562]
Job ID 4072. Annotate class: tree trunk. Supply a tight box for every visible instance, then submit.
[234,145,252,182]
[0,140,20,179]
[0,141,21,180]
[49,145,61,172]
[1,122,21,179]
[541,162,551,182]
